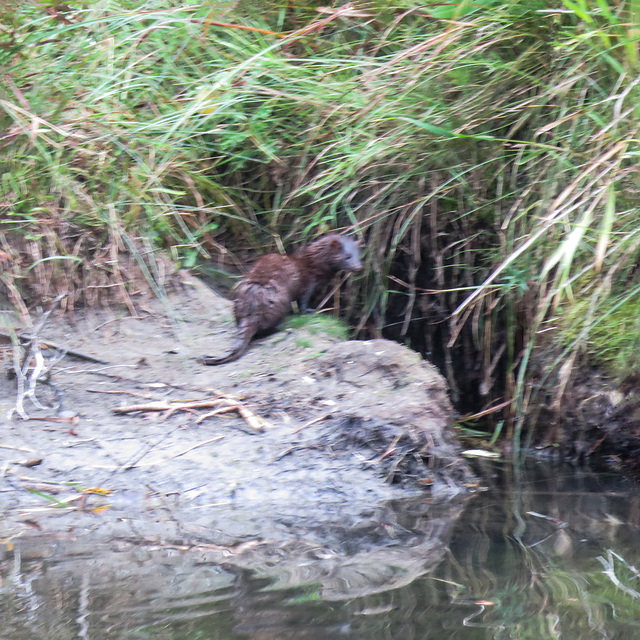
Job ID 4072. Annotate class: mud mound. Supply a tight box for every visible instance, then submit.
[242,339,474,491]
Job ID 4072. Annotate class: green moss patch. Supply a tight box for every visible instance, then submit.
[283,314,350,342]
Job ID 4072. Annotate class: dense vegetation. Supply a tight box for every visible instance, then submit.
[2,0,640,449]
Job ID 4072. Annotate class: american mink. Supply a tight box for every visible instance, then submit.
[199,234,362,365]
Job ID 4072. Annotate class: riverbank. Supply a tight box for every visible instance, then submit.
[0,275,474,576]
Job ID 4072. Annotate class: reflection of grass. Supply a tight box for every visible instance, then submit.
[285,588,322,605]
[431,500,640,640]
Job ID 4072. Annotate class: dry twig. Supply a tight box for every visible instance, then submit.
[112,395,269,432]
[0,331,109,364]
[7,294,68,420]
[292,413,331,434]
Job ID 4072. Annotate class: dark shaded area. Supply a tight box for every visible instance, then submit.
[542,369,640,474]
[380,216,503,416]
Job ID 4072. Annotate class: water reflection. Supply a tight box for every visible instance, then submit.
[2,463,640,639]
[431,461,640,640]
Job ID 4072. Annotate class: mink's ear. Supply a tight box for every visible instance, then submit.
[330,238,341,248]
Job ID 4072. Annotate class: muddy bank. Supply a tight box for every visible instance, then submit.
[538,368,640,473]
[0,277,474,597]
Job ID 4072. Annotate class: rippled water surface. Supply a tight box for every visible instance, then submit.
[2,463,640,639]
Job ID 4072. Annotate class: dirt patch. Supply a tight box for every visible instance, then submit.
[0,276,474,592]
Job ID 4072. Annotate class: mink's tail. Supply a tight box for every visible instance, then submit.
[198,339,246,365]
[198,323,252,366]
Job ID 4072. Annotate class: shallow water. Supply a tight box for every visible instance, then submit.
[2,462,639,640]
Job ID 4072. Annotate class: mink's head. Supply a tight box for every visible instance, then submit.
[317,234,362,273]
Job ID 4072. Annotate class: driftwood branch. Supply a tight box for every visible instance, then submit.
[112,396,269,432]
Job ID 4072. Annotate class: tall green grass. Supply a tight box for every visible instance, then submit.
[2,0,640,445]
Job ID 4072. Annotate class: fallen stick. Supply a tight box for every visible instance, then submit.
[0,443,35,453]
[292,413,331,434]
[112,400,175,413]
[0,330,110,364]
[196,402,268,432]
[145,435,225,465]
[87,389,157,399]
[112,396,268,432]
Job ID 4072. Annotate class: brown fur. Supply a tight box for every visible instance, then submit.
[199,234,362,365]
